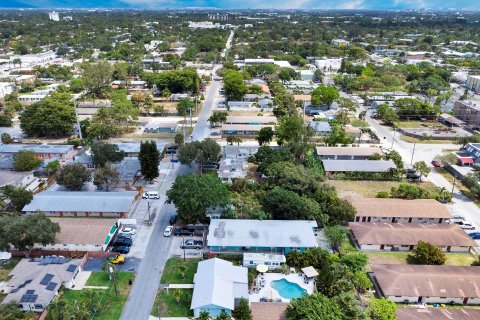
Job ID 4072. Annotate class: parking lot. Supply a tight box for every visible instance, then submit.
[168,233,206,259]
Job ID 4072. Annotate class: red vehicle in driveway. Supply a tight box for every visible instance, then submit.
[431,159,442,167]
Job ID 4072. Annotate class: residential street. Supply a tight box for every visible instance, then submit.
[365,111,480,230]
[119,76,221,320]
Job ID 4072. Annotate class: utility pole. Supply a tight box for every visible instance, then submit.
[147,202,152,226]
[410,142,416,165]
[73,98,82,139]
[390,127,396,149]
[190,106,193,134]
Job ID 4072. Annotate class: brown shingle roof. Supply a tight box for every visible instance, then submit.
[349,222,476,247]
[396,308,480,320]
[251,302,288,320]
[50,218,115,245]
[347,196,452,219]
[372,264,480,299]
[315,147,382,157]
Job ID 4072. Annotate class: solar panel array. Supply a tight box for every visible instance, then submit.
[20,294,38,303]
[45,282,57,291]
[66,264,78,272]
[11,279,32,293]
[26,290,35,294]
[40,273,54,285]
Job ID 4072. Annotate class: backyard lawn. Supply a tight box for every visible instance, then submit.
[327,180,439,198]
[46,272,134,320]
[0,258,21,282]
[151,289,193,317]
[160,258,200,284]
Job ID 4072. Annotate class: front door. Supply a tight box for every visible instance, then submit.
[463,298,469,305]
[380,244,385,250]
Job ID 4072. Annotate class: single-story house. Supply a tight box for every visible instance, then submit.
[170,93,191,101]
[114,142,167,157]
[227,101,253,109]
[220,124,275,138]
[144,122,178,133]
[1,257,83,312]
[348,196,452,224]
[207,219,319,254]
[315,147,382,160]
[72,155,95,168]
[242,253,286,270]
[111,80,147,91]
[439,113,465,128]
[243,93,272,102]
[0,144,75,161]
[309,121,331,136]
[111,157,141,188]
[225,116,277,125]
[396,307,480,320]
[322,159,396,176]
[22,191,138,218]
[37,218,118,252]
[191,258,248,318]
[223,145,259,159]
[349,222,476,252]
[371,264,480,305]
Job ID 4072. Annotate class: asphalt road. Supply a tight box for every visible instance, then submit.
[119,77,222,320]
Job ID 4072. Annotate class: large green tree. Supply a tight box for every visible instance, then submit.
[368,298,397,320]
[261,187,321,221]
[56,163,91,191]
[91,142,125,167]
[139,140,160,182]
[82,61,113,96]
[409,240,446,265]
[232,298,252,320]
[93,164,120,191]
[256,127,275,146]
[177,139,221,171]
[275,114,313,159]
[166,174,230,223]
[223,70,248,100]
[1,185,33,211]
[286,293,343,320]
[13,150,41,171]
[311,85,340,107]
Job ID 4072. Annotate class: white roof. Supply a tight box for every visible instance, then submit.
[22,191,137,213]
[301,266,319,277]
[191,258,248,310]
[322,159,396,172]
[207,219,318,248]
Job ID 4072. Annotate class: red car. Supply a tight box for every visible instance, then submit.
[431,159,442,167]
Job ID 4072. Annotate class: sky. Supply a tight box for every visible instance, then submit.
[1,0,479,10]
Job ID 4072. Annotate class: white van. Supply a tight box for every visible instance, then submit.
[142,191,160,199]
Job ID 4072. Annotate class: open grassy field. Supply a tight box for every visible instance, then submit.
[151,289,193,317]
[327,180,439,198]
[401,135,455,144]
[160,258,200,284]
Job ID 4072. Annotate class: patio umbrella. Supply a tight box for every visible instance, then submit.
[256,264,268,273]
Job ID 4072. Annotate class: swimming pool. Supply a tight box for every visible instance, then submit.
[271,278,307,299]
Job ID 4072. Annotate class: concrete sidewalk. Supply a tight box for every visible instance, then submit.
[167,284,194,289]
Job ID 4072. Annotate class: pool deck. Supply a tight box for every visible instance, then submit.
[249,272,314,303]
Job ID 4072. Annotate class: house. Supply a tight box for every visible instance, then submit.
[438,113,465,128]
[220,124,275,138]
[462,143,480,164]
[38,218,118,252]
[114,142,167,157]
[332,39,350,47]
[0,144,75,161]
[396,307,480,320]
[170,93,191,101]
[1,257,82,312]
[191,258,248,318]
[227,101,253,109]
[207,219,319,254]
[111,157,141,188]
[18,93,49,104]
[242,253,286,270]
[371,264,480,305]
[322,160,396,176]
[349,222,475,252]
[218,145,259,182]
[453,100,480,128]
[466,75,480,93]
[144,122,178,133]
[309,121,331,136]
[348,196,452,224]
[316,147,382,160]
[111,80,147,91]
[72,155,95,168]
[244,58,275,65]
[22,191,138,218]
[225,116,277,125]
[315,58,342,72]
[0,82,14,98]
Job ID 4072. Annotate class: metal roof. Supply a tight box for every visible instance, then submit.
[207,219,318,248]
[22,191,138,213]
[322,159,396,172]
[0,144,73,154]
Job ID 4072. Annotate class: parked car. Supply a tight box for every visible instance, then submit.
[431,159,442,167]
[173,227,195,237]
[461,224,476,230]
[406,168,421,180]
[113,237,132,247]
[180,239,203,250]
[171,157,179,163]
[111,246,130,254]
[116,234,132,240]
[108,255,125,264]
[452,215,465,221]
[469,232,480,239]
[169,215,177,225]
[142,191,160,199]
[164,226,173,237]
[120,227,136,235]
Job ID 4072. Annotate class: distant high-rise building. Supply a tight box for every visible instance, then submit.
[208,13,228,21]
[48,11,60,21]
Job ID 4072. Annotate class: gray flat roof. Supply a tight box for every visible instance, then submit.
[322,159,396,172]
[115,142,167,153]
[0,144,73,154]
[22,191,138,213]
[207,219,318,248]
[316,147,382,157]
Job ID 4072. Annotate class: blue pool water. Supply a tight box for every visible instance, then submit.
[271,278,307,299]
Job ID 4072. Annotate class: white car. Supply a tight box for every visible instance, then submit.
[142,191,160,199]
[163,226,173,237]
[120,227,136,235]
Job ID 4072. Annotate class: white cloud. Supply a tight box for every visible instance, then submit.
[340,0,364,9]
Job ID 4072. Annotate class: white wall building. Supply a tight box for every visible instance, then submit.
[315,58,342,72]
[467,75,480,93]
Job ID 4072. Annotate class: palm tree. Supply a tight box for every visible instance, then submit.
[173,289,181,305]
[178,264,187,280]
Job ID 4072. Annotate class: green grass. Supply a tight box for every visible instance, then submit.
[351,119,370,128]
[46,272,134,320]
[366,252,477,272]
[160,258,200,284]
[400,135,455,144]
[0,258,21,282]
[394,121,425,129]
[151,289,193,317]
[327,180,439,198]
